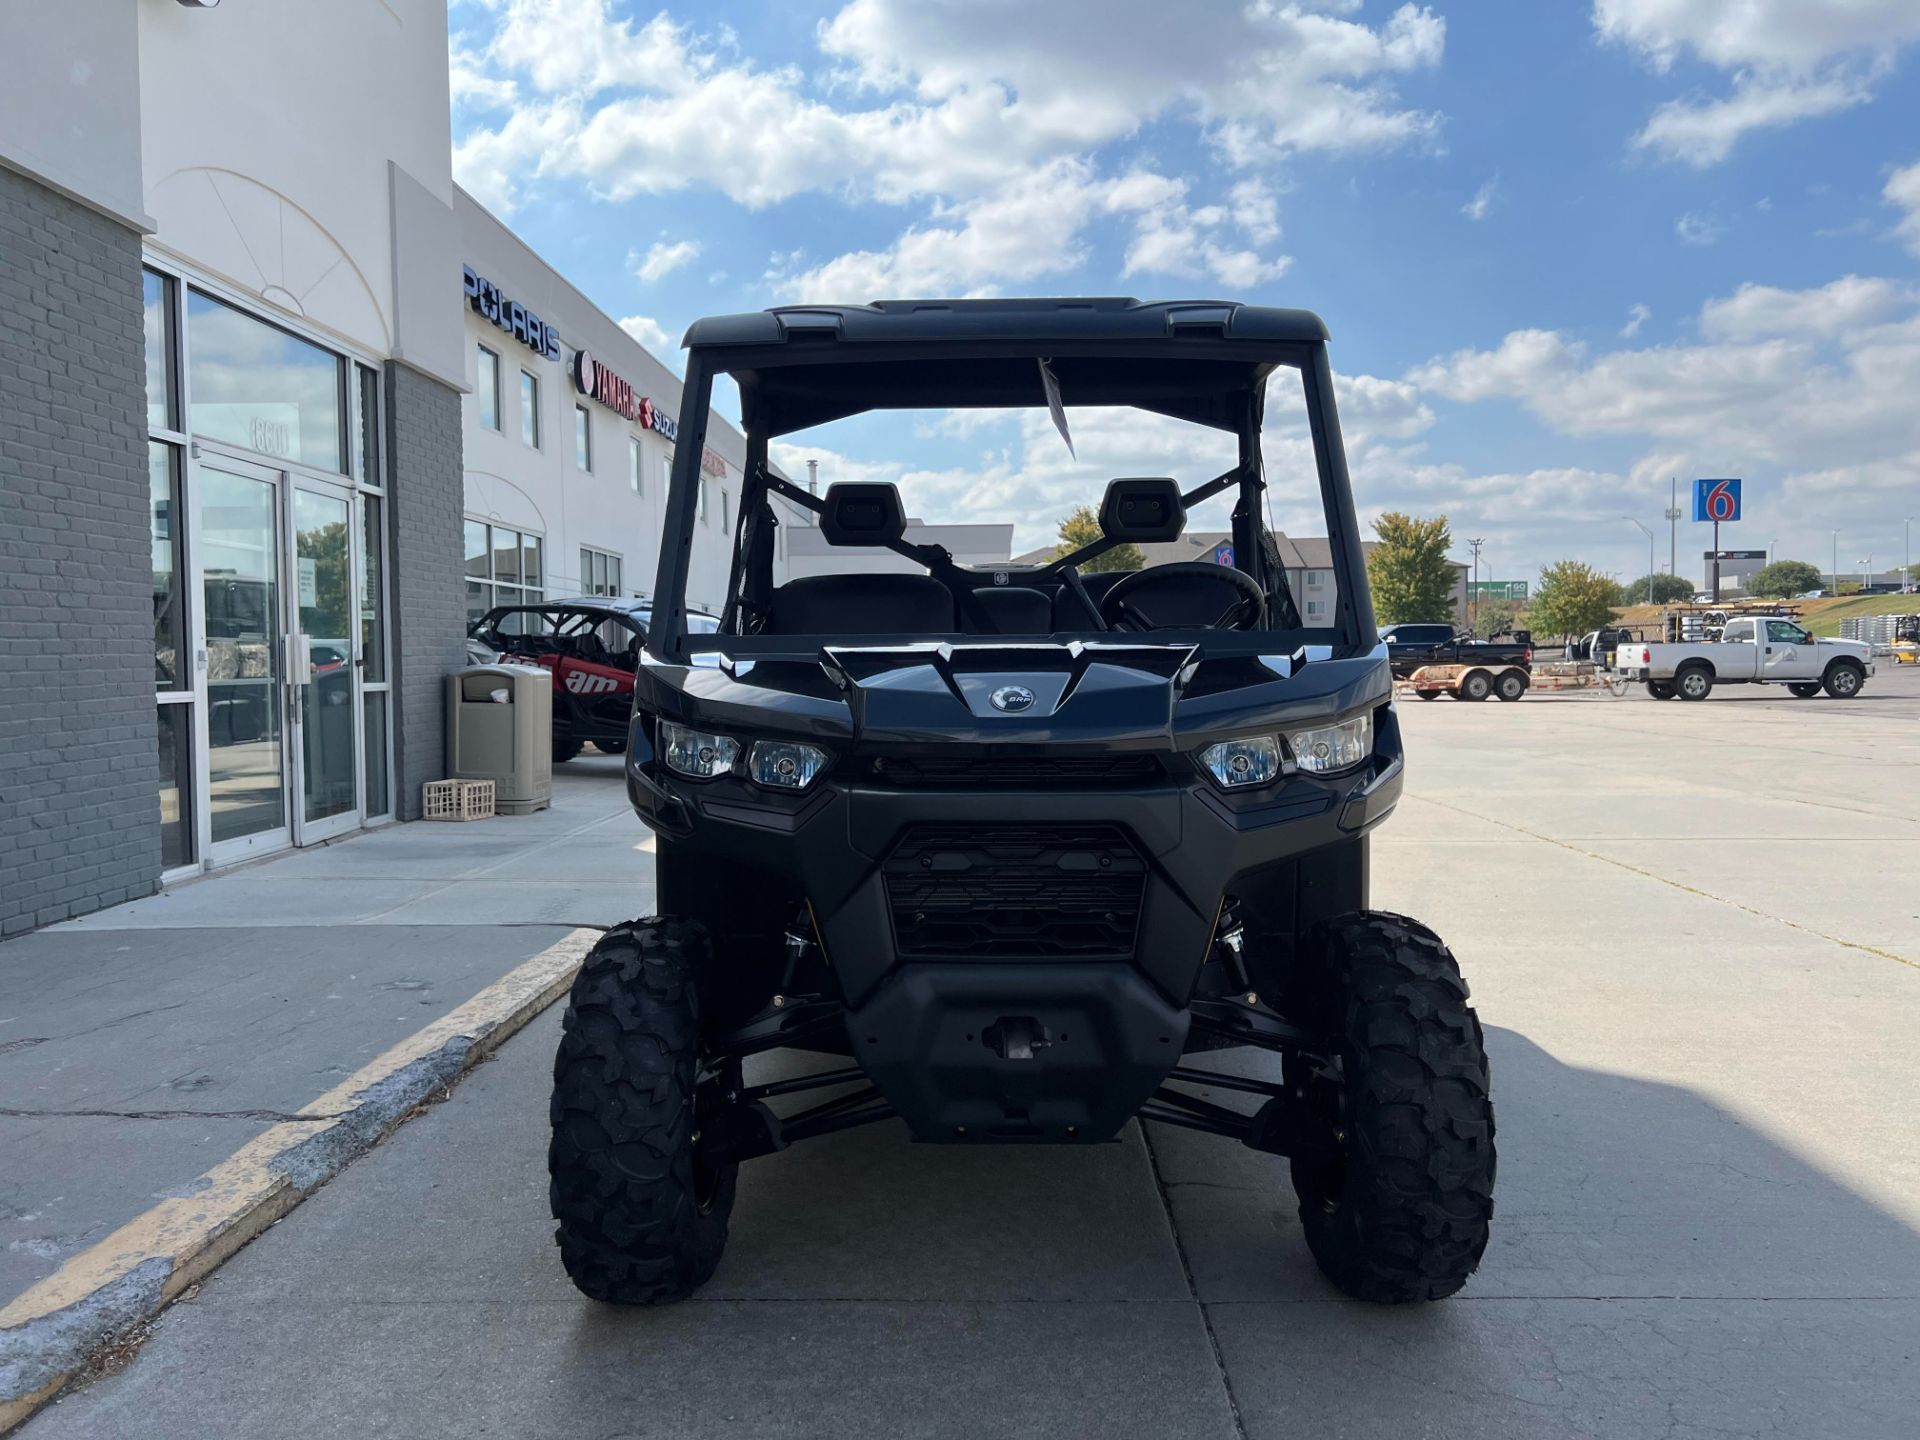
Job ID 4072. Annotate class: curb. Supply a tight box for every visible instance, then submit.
[0,927,599,1433]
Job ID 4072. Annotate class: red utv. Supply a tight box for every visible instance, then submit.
[467,597,719,763]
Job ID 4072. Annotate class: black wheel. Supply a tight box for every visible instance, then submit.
[1647,680,1675,700]
[1675,665,1713,701]
[1414,689,1442,700]
[1787,682,1822,699]
[1494,671,1527,702]
[549,919,738,1304]
[1458,670,1492,702]
[553,732,584,764]
[595,738,628,755]
[1822,662,1864,699]
[1286,912,1496,1303]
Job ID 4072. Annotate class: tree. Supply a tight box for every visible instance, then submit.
[1748,559,1825,598]
[1468,597,1525,639]
[1620,572,1695,605]
[1529,560,1620,639]
[1051,505,1143,572]
[1367,512,1457,624]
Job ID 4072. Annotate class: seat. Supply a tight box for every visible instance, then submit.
[1053,570,1126,628]
[765,573,955,636]
[967,586,1053,634]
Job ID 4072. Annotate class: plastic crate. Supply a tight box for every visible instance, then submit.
[422,778,495,821]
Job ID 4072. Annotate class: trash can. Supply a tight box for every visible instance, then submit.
[447,663,552,814]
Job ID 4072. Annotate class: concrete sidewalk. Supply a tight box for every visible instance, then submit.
[0,757,647,1316]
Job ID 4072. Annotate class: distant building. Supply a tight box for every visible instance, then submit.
[784,519,1013,579]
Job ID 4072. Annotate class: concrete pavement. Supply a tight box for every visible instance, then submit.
[16,678,1920,1438]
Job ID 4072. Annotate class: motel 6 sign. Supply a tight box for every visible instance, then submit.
[1692,478,1742,524]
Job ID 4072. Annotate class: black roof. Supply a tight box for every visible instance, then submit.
[682,297,1328,350]
[682,299,1330,437]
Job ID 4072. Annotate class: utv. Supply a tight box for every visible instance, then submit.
[548,298,1496,1306]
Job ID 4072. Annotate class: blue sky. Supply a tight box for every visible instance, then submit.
[448,0,1920,584]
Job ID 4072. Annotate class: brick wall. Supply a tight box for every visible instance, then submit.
[0,166,157,936]
[383,363,465,820]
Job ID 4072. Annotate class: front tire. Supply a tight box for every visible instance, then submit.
[1287,912,1496,1303]
[549,919,737,1305]
[553,732,584,764]
[1822,662,1864,699]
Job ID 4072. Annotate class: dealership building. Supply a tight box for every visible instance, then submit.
[0,2,757,935]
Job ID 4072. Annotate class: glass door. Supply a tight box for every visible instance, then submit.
[200,458,292,859]
[290,482,362,842]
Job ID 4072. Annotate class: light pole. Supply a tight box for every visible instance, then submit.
[1859,555,1872,592]
[1665,478,1680,575]
[1832,530,1839,593]
[1906,517,1913,591]
[1467,536,1486,634]
[1623,517,1654,603]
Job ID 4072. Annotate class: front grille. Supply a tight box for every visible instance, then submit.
[883,824,1146,959]
[870,753,1163,787]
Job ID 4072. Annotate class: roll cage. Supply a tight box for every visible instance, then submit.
[647,298,1377,663]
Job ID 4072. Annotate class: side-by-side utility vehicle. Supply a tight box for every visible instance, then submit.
[547,298,1497,1307]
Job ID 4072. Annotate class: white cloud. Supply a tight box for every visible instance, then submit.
[617,314,673,355]
[1461,177,1497,221]
[1675,211,1722,245]
[1632,69,1878,167]
[449,42,518,109]
[1229,179,1282,245]
[1621,302,1650,338]
[1407,277,1920,495]
[453,0,1447,220]
[1886,159,1920,256]
[1699,276,1914,341]
[1595,0,1920,164]
[633,239,701,283]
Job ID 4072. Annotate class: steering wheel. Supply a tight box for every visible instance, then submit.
[1100,562,1267,632]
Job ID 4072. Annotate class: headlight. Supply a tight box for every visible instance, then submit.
[1198,735,1285,789]
[1287,713,1372,775]
[748,739,828,790]
[659,721,739,780]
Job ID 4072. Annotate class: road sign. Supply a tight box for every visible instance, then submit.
[1466,580,1528,600]
[1211,543,1234,567]
[1692,478,1741,523]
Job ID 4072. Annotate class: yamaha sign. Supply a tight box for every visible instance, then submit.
[570,350,678,441]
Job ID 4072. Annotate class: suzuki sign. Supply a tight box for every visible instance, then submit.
[570,350,678,441]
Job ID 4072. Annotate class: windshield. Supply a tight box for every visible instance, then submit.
[650,345,1370,661]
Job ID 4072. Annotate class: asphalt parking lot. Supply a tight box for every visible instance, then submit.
[23,668,1920,1439]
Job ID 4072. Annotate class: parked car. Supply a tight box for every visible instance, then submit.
[468,596,720,761]
[1797,589,1830,599]
[1615,616,1874,700]
[1380,622,1532,679]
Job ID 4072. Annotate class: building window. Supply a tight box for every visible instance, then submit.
[186,288,344,471]
[476,346,500,431]
[355,364,382,486]
[1306,599,1327,618]
[520,370,540,448]
[1306,570,1326,588]
[580,547,623,597]
[629,437,644,494]
[143,269,176,433]
[663,447,674,497]
[466,518,544,622]
[575,404,592,471]
[700,476,710,524]
[721,489,730,532]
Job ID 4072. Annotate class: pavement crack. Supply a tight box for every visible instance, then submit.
[0,1107,340,1123]
[1139,1121,1251,1440]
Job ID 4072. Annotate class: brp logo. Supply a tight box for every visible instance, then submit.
[989,685,1035,713]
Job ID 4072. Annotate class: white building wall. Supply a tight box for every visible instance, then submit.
[455,188,769,615]
[132,0,461,383]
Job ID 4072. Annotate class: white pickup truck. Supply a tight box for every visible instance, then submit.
[1615,616,1873,701]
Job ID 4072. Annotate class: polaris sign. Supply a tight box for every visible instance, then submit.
[570,350,678,441]
[462,265,560,359]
